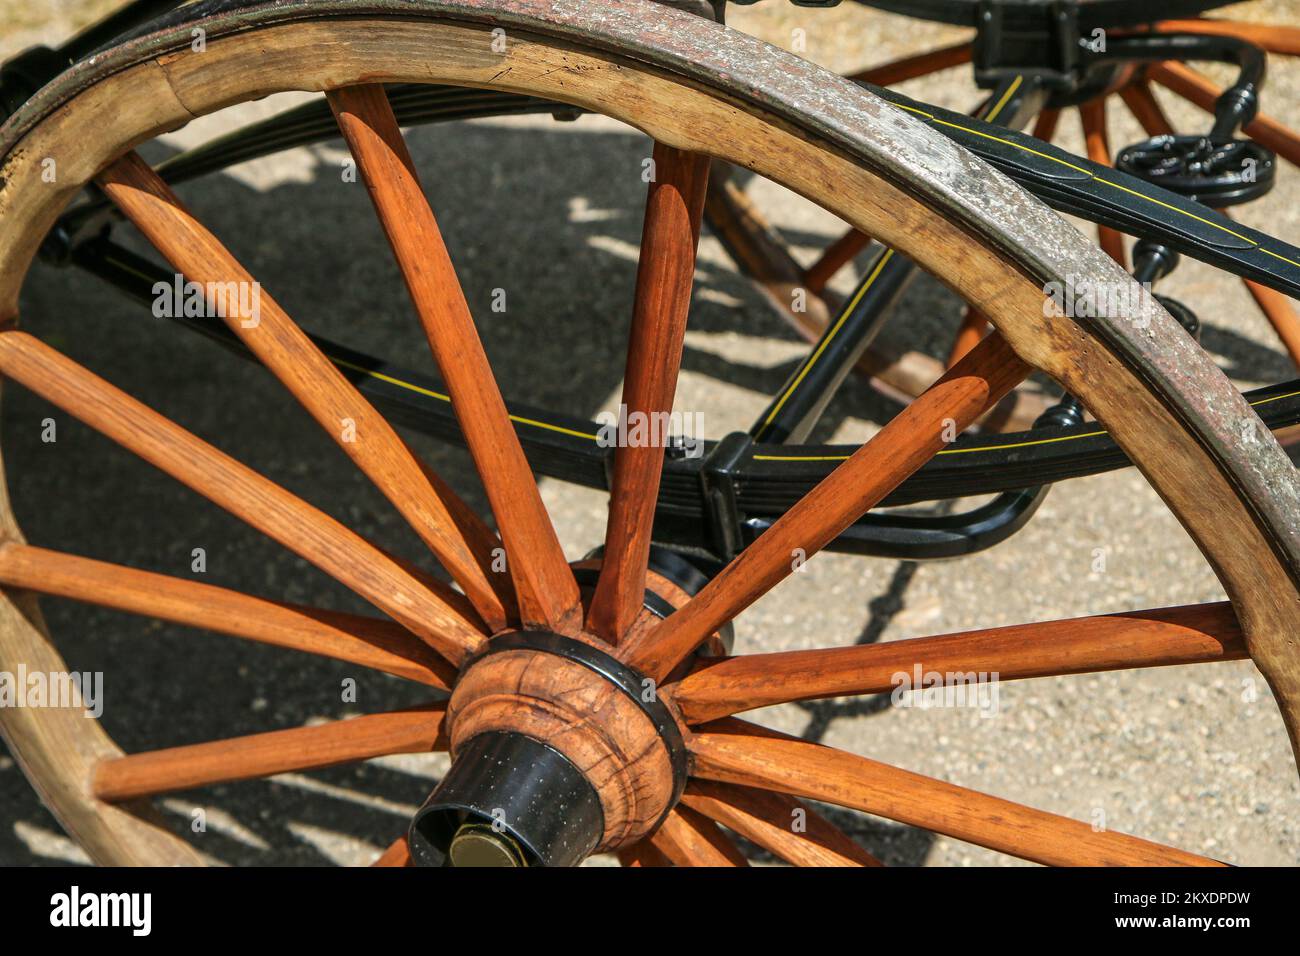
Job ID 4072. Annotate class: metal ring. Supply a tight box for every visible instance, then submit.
[459,631,690,828]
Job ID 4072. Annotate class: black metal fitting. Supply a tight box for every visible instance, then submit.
[1116,134,1275,207]
[699,432,752,561]
[1102,33,1266,139]
[974,0,1074,92]
[409,730,603,867]
[1130,240,1181,286]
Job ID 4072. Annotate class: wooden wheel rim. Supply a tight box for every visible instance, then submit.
[0,0,1298,865]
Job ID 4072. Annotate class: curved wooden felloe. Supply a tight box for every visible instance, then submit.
[1,0,1298,867]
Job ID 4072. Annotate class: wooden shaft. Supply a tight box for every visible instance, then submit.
[1079,98,1127,269]
[588,143,710,643]
[327,83,580,633]
[670,602,1246,724]
[946,306,987,368]
[649,805,750,866]
[690,721,1225,867]
[804,228,872,295]
[681,780,881,866]
[0,330,484,664]
[96,151,511,633]
[1030,108,1061,142]
[845,41,972,86]
[1118,80,1174,137]
[619,332,1031,681]
[1245,278,1300,368]
[1153,19,1300,56]
[94,703,447,801]
[0,543,453,688]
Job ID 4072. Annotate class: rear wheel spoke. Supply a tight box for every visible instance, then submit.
[94,703,448,801]
[1245,276,1300,367]
[96,151,511,632]
[946,306,988,368]
[327,83,580,633]
[619,332,1030,681]
[804,228,872,295]
[1078,99,1127,269]
[1149,61,1300,166]
[1118,80,1174,137]
[845,41,972,86]
[1030,108,1061,141]
[690,720,1225,867]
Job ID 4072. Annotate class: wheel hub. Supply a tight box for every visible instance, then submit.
[408,630,689,866]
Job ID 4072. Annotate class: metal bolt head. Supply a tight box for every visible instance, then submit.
[448,822,528,867]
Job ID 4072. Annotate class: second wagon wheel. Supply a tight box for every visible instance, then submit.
[1,0,1299,866]
[712,0,1300,433]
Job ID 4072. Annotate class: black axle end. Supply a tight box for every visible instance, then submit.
[408,730,604,868]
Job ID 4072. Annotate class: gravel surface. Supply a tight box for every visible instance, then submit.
[1,0,1298,866]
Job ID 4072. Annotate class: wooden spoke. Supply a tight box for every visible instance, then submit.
[587,143,710,644]
[617,841,673,867]
[804,228,873,295]
[93,703,448,802]
[1244,276,1300,367]
[0,331,484,664]
[1118,80,1174,138]
[690,720,1225,867]
[649,805,750,867]
[0,544,453,688]
[96,152,511,633]
[1154,19,1300,56]
[681,780,882,867]
[371,837,412,867]
[670,602,1246,724]
[1149,61,1300,167]
[326,83,580,633]
[1078,99,1127,269]
[619,332,1030,681]
[946,306,987,368]
[1030,108,1061,142]
[845,41,973,86]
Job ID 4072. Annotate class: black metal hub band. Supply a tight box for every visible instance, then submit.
[458,630,691,813]
[410,631,691,867]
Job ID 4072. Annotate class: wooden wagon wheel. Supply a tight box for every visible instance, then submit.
[2,0,1299,866]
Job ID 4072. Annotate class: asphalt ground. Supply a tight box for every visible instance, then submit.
[1,0,1297,865]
